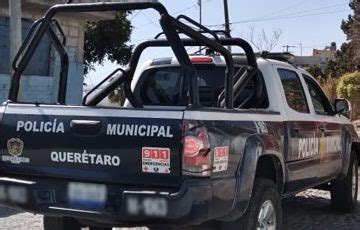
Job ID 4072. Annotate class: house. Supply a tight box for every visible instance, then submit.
[0,0,114,105]
[294,42,337,73]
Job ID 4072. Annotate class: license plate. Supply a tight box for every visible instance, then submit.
[67,182,107,208]
[126,196,168,217]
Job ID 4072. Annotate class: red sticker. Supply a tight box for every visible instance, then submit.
[213,146,229,172]
[142,147,170,174]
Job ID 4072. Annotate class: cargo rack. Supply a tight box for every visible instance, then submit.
[10,1,259,110]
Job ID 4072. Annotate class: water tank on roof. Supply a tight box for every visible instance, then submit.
[330,42,337,51]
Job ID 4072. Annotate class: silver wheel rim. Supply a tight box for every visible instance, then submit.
[352,163,357,201]
[257,200,276,230]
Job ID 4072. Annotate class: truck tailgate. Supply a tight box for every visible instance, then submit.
[0,104,183,187]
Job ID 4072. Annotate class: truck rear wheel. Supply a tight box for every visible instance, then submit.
[222,178,282,230]
[331,151,358,212]
[43,216,81,230]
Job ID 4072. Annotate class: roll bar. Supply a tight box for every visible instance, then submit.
[85,37,259,108]
[9,1,236,108]
[9,2,258,110]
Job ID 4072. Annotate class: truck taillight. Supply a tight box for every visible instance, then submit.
[190,56,213,63]
[182,121,212,177]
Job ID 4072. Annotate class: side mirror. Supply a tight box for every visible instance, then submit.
[334,98,351,115]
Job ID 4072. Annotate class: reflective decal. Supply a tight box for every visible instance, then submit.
[50,150,120,166]
[299,136,319,159]
[213,146,229,172]
[107,124,173,138]
[7,138,23,157]
[254,121,268,134]
[16,119,64,133]
[2,138,29,164]
[298,135,342,159]
[142,147,170,174]
[326,135,342,153]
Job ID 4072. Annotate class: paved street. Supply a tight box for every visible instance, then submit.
[0,179,360,230]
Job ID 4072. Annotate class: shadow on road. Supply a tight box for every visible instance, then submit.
[283,191,360,230]
[0,205,22,218]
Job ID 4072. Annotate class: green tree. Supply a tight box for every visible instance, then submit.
[308,66,324,78]
[326,42,355,77]
[326,2,358,77]
[317,76,339,102]
[337,71,360,119]
[84,11,133,74]
[84,11,133,105]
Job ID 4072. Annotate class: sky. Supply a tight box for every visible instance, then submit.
[86,0,353,86]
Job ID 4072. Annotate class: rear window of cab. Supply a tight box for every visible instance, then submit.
[133,65,269,109]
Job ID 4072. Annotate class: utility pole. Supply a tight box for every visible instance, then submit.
[9,0,22,75]
[223,0,231,51]
[198,0,202,52]
[298,43,303,66]
[198,0,202,25]
[223,0,230,35]
[282,45,295,53]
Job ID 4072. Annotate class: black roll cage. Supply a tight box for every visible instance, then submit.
[9,1,258,110]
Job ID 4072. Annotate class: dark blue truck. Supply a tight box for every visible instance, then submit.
[0,2,359,230]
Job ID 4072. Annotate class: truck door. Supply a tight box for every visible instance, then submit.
[277,68,319,192]
[303,75,343,181]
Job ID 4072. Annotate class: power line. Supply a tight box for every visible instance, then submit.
[283,45,296,52]
[262,3,347,19]
[139,11,161,28]
[249,2,347,23]
[232,9,349,24]
[172,3,198,15]
[129,10,141,21]
[241,0,309,24]
[133,2,199,31]
[133,0,214,31]
[206,3,348,27]
[206,7,349,27]
[265,0,308,17]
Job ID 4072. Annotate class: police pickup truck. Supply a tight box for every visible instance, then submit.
[0,2,359,230]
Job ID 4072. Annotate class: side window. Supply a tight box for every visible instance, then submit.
[303,75,334,116]
[139,68,183,106]
[278,69,309,113]
[233,71,269,109]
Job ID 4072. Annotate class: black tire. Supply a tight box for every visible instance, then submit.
[89,227,112,230]
[331,151,358,212]
[149,226,206,230]
[222,178,282,230]
[43,216,81,230]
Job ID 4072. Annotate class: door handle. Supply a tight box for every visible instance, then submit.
[293,126,300,132]
[292,122,300,133]
[70,120,102,135]
[318,126,325,132]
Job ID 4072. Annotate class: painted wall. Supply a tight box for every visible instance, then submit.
[0,48,84,105]
[0,4,85,105]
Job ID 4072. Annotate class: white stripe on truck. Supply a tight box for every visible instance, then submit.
[5,106,183,119]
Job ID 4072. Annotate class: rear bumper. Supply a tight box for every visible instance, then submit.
[0,175,236,226]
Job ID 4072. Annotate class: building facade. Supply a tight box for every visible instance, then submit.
[294,42,337,72]
[0,0,112,105]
